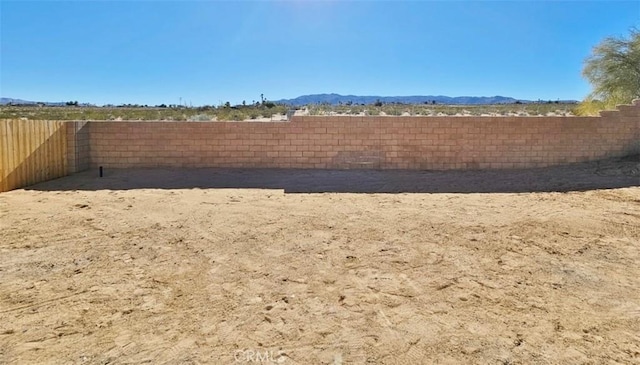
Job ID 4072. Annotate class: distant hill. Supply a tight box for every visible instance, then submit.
[1,97,37,105]
[274,93,577,106]
[1,97,66,106]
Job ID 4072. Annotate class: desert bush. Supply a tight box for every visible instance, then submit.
[187,114,214,121]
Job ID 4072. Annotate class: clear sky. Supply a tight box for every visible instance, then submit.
[1,0,639,106]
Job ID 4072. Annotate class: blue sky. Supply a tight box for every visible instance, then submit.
[1,1,639,106]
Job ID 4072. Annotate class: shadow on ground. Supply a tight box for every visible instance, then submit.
[23,155,640,194]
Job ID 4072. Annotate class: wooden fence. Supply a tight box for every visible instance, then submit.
[0,120,68,193]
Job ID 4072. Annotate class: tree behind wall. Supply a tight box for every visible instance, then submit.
[578,28,640,115]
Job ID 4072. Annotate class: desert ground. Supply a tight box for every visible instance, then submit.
[1,157,639,364]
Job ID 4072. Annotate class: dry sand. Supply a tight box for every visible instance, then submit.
[1,157,639,364]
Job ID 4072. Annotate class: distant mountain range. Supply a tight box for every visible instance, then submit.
[0,98,67,106]
[274,93,577,106]
[1,94,578,107]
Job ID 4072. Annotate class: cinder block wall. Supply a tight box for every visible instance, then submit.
[85,101,639,170]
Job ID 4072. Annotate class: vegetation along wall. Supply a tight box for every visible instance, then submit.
[0,101,638,192]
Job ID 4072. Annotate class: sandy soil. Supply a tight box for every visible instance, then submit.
[1,157,639,364]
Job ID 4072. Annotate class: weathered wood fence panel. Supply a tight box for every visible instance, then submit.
[0,120,68,192]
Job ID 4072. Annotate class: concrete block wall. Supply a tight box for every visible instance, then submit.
[82,101,638,170]
[4,103,631,192]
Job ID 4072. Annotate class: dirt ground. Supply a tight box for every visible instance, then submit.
[1,157,639,364]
